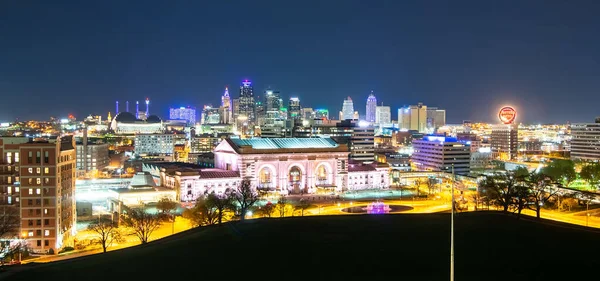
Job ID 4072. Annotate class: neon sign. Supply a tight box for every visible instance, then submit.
[498,106,517,124]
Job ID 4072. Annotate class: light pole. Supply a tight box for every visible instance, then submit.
[450,164,455,281]
[586,201,590,227]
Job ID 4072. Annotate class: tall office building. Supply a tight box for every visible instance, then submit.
[366,92,377,123]
[315,109,329,120]
[19,136,77,253]
[201,105,221,125]
[220,87,233,124]
[0,137,30,239]
[341,97,355,120]
[570,119,600,161]
[398,103,428,133]
[288,97,301,120]
[237,80,255,125]
[411,136,471,175]
[301,108,314,121]
[264,90,284,125]
[375,106,391,125]
[426,107,446,130]
[169,106,197,124]
[491,124,518,160]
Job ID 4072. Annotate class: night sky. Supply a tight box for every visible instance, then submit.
[1,0,600,124]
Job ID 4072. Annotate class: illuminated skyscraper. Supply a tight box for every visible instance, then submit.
[398,103,427,133]
[220,87,232,124]
[341,97,354,120]
[366,91,377,123]
[238,80,255,123]
[288,97,301,120]
[169,106,197,124]
[375,105,391,125]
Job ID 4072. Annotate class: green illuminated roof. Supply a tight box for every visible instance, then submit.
[230,137,339,150]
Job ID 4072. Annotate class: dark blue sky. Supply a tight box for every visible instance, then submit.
[1,0,599,124]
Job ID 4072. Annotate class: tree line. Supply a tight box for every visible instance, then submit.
[478,159,597,219]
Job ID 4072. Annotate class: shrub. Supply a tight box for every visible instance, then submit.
[48,248,55,255]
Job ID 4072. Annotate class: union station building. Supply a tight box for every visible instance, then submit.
[214,137,389,195]
[143,137,390,203]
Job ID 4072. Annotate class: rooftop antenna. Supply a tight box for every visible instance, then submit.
[136,101,139,119]
[116,101,119,114]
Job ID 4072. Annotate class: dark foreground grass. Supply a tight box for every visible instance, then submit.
[4,212,600,281]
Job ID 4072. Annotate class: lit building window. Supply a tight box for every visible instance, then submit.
[29,189,33,195]
[44,230,49,236]
[15,187,19,192]
[36,178,41,184]
[28,168,33,173]
[44,168,49,174]
[7,186,11,194]
[28,231,33,237]
[36,168,40,174]
[44,178,49,184]
[15,152,19,163]
[36,188,40,195]
[6,152,11,164]
[44,209,48,214]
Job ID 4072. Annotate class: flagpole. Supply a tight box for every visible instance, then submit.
[450,164,455,281]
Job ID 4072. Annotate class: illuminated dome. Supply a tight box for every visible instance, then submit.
[114,112,137,123]
[146,115,162,123]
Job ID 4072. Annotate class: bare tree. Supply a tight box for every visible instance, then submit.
[257,202,275,218]
[479,172,519,212]
[0,207,20,238]
[526,173,558,218]
[206,193,233,224]
[276,196,289,217]
[295,198,312,216]
[512,183,530,218]
[182,196,219,227]
[88,219,123,253]
[230,179,259,221]
[156,197,178,216]
[121,205,162,244]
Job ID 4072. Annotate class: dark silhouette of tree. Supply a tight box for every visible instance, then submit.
[275,196,288,217]
[0,207,19,238]
[87,219,123,253]
[296,199,312,216]
[183,196,218,227]
[580,163,600,189]
[541,159,576,187]
[257,202,275,218]
[479,172,519,212]
[230,178,259,221]
[121,205,162,244]
[526,173,558,218]
[206,193,233,224]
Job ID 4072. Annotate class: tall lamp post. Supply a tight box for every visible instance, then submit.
[450,164,455,281]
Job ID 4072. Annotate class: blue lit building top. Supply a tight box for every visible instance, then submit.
[423,135,458,143]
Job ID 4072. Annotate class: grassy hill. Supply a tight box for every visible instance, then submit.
[4,212,600,281]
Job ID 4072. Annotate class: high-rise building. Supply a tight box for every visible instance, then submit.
[341,97,354,120]
[398,103,428,133]
[366,92,377,123]
[426,107,446,130]
[411,136,471,175]
[315,109,329,120]
[169,106,197,125]
[288,97,301,120]
[301,108,314,121]
[255,99,265,126]
[134,134,175,156]
[201,105,221,125]
[375,106,391,125]
[491,124,518,160]
[264,90,284,125]
[75,128,109,177]
[221,87,232,124]
[0,137,29,239]
[570,119,600,161]
[19,136,77,253]
[237,80,255,126]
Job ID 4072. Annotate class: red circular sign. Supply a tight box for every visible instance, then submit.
[498,106,517,124]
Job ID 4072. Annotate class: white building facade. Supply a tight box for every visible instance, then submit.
[134,134,175,156]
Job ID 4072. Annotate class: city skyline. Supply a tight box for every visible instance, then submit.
[2,1,600,123]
